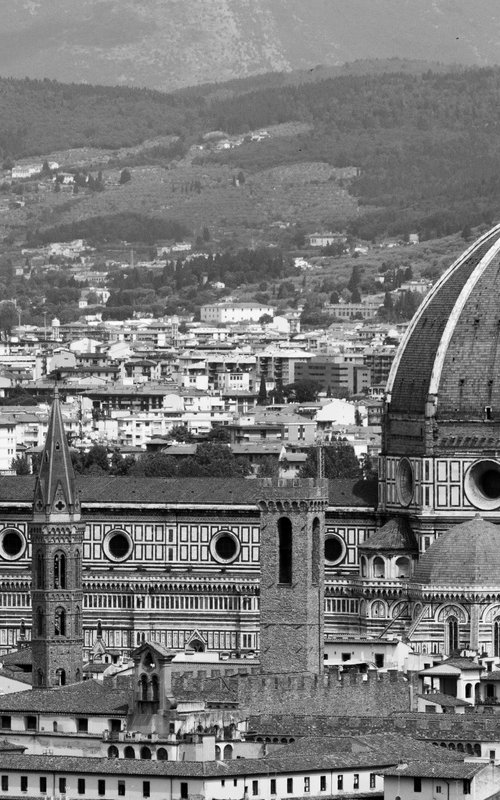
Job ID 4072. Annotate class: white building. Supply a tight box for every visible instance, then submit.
[201,303,274,324]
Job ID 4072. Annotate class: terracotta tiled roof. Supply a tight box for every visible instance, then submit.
[360,517,417,552]
[412,516,500,587]
[380,762,485,779]
[418,692,472,707]
[0,679,131,716]
[0,476,377,509]
[389,225,500,415]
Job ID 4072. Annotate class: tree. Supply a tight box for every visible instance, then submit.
[299,439,361,480]
[259,456,279,478]
[350,287,362,303]
[11,455,30,475]
[192,442,251,477]
[109,450,136,476]
[257,374,267,406]
[168,425,193,442]
[119,169,132,185]
[202,225,211,241]
[0,301,18,339]
[283,379,321,403]
[347,265,362,292]
[207,426,231,443]
[84,445,109,473]
[133,452,178,477]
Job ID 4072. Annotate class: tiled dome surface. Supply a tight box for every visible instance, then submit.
[388,224,500,417]
[412,515,500,586]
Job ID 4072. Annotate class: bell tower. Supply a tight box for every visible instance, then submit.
[30,388,84,688]
[258,478,328,675]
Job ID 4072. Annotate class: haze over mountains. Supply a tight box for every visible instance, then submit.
[2,0,500,91]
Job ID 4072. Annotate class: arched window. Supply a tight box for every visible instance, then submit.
[37,552,45,589]
[373,557,385,578]
[140,674,148,702]
[395,557,410,578]
[37,669,44,687]
[493,617,500,657]
[53,721,58,732]
[140,746,152,760]
[54,607,66,637]
[278,517,292,584]
[36,607,44,637]
[75,607,81,637]
[54,552,66,589]
[75,550,81,586]
[371,600,386,618]
[157,748,168,761]
[124,746,135,759]
[108,745,119,759]
[311,517,320,585]
[223,744,233,760]
[55,668,66,686]
[446,615,459,654]
[151,675,159,703]
[360,556,367,578]
[215,745,221,760]
[465,683,472,698]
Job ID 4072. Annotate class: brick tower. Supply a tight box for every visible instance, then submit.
[30,388,84,688]
[258,478,329,675]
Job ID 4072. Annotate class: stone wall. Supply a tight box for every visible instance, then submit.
[174,667,418,717]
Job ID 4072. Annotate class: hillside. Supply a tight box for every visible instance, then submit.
[4,67,500,242]
[1,0,500,91]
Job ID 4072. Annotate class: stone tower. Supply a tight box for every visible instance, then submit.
[30,388,84,688]
[258,478,329,675]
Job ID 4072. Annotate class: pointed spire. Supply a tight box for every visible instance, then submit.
[33,387,80,517]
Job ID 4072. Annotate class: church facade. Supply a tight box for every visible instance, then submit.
[3,226,500,663]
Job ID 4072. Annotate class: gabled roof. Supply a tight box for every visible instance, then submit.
[360,517,417,552]
[419,657,482,677]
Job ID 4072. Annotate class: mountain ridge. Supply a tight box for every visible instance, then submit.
[1,0,500,91]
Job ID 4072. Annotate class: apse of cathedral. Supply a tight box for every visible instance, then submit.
[3,226,500,665]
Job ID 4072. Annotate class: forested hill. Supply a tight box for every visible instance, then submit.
[5,66,500,239]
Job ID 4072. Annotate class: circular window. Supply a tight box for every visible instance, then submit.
[396,458,414,507]
[464,459,500,510]
[324,534,346,566]
[210,530,241,564]
[0,528,26,561]
[103,530,133,563]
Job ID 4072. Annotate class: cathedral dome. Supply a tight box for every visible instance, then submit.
[412,515,500,588]
[387,224,500,421]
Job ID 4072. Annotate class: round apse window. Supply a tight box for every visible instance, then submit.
[0,528,26,561]
[103,530,133,563]
[396,458,414,507]
[210,531,241,564]
[324,534,346,566]
[464,459,500,511]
